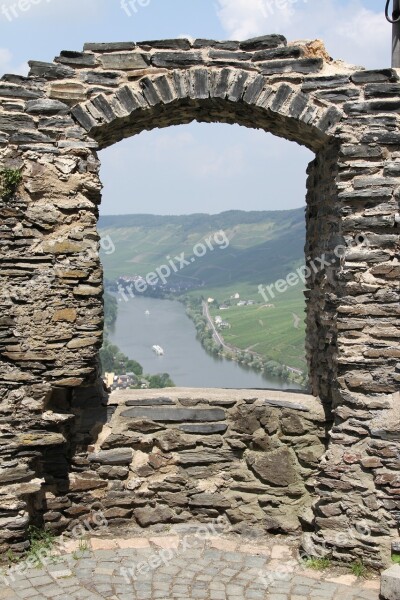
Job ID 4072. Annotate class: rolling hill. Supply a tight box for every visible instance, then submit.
[98,207,306,291]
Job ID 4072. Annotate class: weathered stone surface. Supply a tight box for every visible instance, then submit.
[155,430,196,452]
[84,42,137,52]
[125,397,175,407]
[152,52,204,68]
[260,58,323,75]
[0,35,399,568]
[121,407,225,422]
[88,448,133,465]
[381,565,400,600]
[139,38,191,50]
[134,505,175,526]
[179,423,228,434]
[189,493,231,509]
[351,69,398,84]
[178,449,235,465]
[246,447,300,486]
[239,35,287,51]
[100,53,149,70]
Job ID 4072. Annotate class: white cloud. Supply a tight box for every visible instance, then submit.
[0,48,28,76]
[216,0,390,69]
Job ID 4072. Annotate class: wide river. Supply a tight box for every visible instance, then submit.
[109,296,299,390]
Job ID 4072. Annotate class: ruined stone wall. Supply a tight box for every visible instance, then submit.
[42,389,328,539]
[0,35,399,565]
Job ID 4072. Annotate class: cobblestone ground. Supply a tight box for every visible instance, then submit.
[0,527,381,600]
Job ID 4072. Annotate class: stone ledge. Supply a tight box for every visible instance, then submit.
[380,564,400,600]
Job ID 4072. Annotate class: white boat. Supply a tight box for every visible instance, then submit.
[152,345,164,356]
[145,310,150,316]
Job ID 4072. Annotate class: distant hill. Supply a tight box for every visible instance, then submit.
[98,208,305,290]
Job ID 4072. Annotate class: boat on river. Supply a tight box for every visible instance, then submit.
[152,345,164,356]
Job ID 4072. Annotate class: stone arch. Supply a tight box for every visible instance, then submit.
[0,36,399,565]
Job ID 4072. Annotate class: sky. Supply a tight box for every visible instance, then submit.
[0,0,392,215]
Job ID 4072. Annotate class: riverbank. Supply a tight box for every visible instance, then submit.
[183,295,306,387]
[107,295,298,390]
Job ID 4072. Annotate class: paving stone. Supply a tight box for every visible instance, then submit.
[0,532,381,599]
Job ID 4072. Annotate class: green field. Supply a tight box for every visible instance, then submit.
[208,285,306,371]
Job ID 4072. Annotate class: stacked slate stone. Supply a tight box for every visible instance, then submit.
[50,389,328,538]
[0,35,399,566]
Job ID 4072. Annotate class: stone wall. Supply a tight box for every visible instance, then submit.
[0,35,399,565]
[42,389,329,539]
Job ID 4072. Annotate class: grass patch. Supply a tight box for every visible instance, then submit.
[304,557,331,570]
[25,526,57,567]
[392,553,400,564]
[350,559,368,578]
[0,168,22,201]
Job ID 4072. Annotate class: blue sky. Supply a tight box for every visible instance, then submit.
[0,0,391,214]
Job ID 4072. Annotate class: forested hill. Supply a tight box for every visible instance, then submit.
[98,207,305,290]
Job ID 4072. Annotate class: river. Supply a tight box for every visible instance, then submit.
[108,296,300,390]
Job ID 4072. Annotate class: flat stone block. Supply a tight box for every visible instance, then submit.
[149,536,180,549]
[179,423,228,434]
[90,538,118,550]
[209,537,237,551]
[100,52,149,70]
[120,407,225,422]
[125,397,175,406]
[381,565,400,600]
[116,538,150,549]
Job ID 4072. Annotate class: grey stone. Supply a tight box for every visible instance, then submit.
[194,39,240,50]
[264,399,310,412]
[260,58,323,75]
[178,449,235,465]
[209,50,250,62]
[26,99,69,115]
[139,38,192,50]
[88,448,133,465]
[100,53,149,70]
[351,69,399,83]
[365,83,400,98]
[84,42,137,52]
[134,505,175,526]
[56,51,97,67]
[152,52,204,68]
[0,84,42,99]
[301,75,351,90]
[381,565,400,600]
[246,447,300,486]
[239,35,287,51]
[178,423,228,434]
[28,60,75,79]
[252,46,303,61]
[189,493,231,509]
[82,71,122,86]
[120,407,226,422]
[125,397,175,406]
[243,75,265,104]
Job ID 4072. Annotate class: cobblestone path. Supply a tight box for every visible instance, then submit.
[0,527,381,599]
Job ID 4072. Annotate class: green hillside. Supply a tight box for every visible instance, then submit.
[98,208,305,287]
[98,208,307,373]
